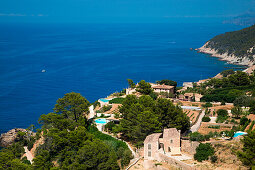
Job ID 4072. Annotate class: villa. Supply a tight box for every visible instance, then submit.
[126,83,175,96]
[151,84,175,94]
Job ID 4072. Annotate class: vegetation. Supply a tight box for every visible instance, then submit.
[93,100,101,109]
[136,80,153,95]
[205,24,255,58]
[196,71,255,103]
[220,69,235,77]
[109,98,125,104]
[118,95,190,145]
[231,106,243,118]
[216,109,228,123]
[233,95,255,107]
[127,79,136,89]
[105,121,116,132]
[96,105,112,113]
[54,92,90,122]
[202,116,211,122]
[194,143,215,162]
[0,92,133,169]
[0,143,29,169]
[237,130,255,168]
[156,79,177,87]
[202,102,213,108]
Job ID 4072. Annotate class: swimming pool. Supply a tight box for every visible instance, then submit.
[95,118,107,124]
[234,131,247,138]
[99,98,110,103]
[181,106,201,111]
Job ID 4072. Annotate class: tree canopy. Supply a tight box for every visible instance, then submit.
[136,80,153,95]
[118,95,190,145]
[54,92,90,122]
[156,79,177,87]
[237,130,255,168]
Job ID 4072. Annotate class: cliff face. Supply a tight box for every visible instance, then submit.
[198,24,255,66]
[198,42,254,66]
[0,128,27,147]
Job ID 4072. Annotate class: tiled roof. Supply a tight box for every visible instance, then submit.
[152,85,174,90]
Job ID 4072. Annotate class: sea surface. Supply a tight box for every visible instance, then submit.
[0,23,243,133]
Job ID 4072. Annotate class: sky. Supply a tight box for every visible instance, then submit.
[0,0,254,23]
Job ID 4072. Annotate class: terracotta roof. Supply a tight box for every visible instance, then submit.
[152,85,174,90]
[184,93,194,97]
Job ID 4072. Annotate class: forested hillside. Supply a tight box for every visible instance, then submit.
[204,24,255,60]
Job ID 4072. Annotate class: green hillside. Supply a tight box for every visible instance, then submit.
[205,24,255,61]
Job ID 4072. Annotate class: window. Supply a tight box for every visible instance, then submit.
[170,139,173,143]
[148,151,151,157]
[168,147,171,152]
[148,144,151,150]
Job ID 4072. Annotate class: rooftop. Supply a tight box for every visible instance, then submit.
[152,84,175,90]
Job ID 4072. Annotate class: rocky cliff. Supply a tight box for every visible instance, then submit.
[197,24,255,67]
[0,128,27,147]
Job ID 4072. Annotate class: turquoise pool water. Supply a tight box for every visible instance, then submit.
[99,98,110,103]
[95,118,107,124]
[234,131,247,138]
[181,106,201,111]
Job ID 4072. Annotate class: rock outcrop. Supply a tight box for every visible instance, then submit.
[0,128,27,147]
[197,42,254,66]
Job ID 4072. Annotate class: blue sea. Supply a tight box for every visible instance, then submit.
[0,23,243,133]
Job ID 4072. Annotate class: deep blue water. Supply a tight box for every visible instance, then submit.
[0,23,243,133]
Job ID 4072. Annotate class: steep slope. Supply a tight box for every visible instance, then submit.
[198,24,255,66]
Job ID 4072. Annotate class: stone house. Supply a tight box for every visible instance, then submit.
[144,128,199,161]
[144,128,181,160]
[151,84,175,95]
[179,93,203,102]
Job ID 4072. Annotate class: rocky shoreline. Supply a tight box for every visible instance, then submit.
[196,42,254,67]
[0,128,27,147]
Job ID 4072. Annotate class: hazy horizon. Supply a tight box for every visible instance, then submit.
[0,0,254,23]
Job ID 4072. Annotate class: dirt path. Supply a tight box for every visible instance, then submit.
[190,110,205,132]
[24,146,34,163]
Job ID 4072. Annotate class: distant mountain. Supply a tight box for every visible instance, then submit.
[223,11,255,26]
[198,24,255,66]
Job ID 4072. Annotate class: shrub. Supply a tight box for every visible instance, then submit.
[194,143,214,162]
[241,119,251,131]
[208,125,220,129]
[202,117,211,122]
[149,92,158,100]
[21,157,31,165]
[189,132,205,142]
[248,121,255,132]
[102,105,112,112]
[93,101,101,108]
[216,109,228,123]
[121,150,133,167]
[202,102,213,108]
[233,95,254,107]
[220,69,235,77]
[105,121,116,132]
[240,117,249,126]
[109,98,125,104]
[211,155,218,163]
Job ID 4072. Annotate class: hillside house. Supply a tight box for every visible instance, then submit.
[151,84,175,95]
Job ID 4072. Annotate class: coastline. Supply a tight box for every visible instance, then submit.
[196,42,254,70]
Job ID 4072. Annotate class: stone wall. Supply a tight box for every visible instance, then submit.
[181,140,199,155]
[157,153,195,170]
